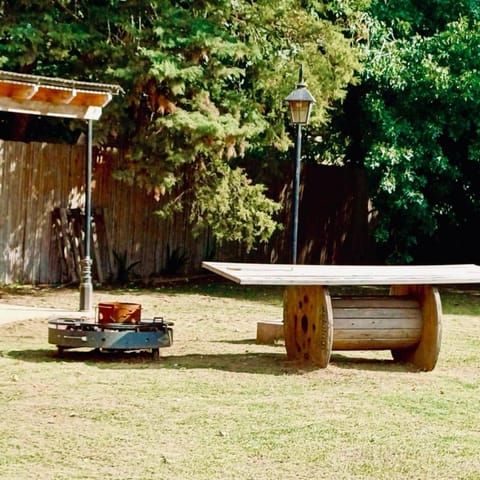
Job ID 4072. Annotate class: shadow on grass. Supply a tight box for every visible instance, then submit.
[161,352,419,374]
[5,348,302,375]
[330,353,421,372]
[219,338,258,345]
[4,347,419,374]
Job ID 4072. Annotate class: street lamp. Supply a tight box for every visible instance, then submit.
[285,67,316,264]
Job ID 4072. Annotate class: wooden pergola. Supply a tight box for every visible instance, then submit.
[0,70,122,312]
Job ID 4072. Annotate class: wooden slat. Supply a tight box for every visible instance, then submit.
[335,307,421,319]
[333,337,420,350]
[334,307,421,319]
[334,329,421,340]
[334,316,422,329]
[8,142,26,283]
[332,296,419,308]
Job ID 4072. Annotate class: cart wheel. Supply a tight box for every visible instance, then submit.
[152,348,160,361]
[56,346,65,356]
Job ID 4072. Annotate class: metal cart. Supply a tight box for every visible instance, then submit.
[48,316,173,360]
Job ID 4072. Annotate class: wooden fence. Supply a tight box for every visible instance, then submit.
[0,140,210,284]
[0,140,372,285]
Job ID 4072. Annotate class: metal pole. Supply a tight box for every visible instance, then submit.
[292,123,302,264]
[79,119,93,312]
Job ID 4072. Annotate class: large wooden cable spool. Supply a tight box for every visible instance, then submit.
[283,284,442,370]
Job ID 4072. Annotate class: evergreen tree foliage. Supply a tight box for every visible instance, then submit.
[0,0,364,251]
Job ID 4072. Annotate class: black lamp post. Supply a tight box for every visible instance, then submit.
[285,66,316,264]
[79,119,94,312]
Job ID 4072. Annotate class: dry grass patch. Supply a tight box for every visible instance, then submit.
[0,283,479,479]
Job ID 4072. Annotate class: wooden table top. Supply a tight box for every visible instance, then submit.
[202,262,480,286]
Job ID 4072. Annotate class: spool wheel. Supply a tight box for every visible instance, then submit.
[283,285,333,368]
[389,285,442,371]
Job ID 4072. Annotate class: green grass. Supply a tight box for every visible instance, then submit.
[0,283,479,479]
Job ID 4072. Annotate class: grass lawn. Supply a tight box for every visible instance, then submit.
[0,282,479,480]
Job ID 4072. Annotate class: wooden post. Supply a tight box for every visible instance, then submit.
[283,285,333,367]
[389,285,442,371]
[256,320,284,344]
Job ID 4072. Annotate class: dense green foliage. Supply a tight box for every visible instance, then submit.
[334,0,480,262]
[0,0,364,251]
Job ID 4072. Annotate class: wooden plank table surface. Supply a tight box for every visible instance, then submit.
[202,262,480,285]
[202,262,480,371]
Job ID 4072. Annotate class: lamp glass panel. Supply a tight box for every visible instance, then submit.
[288,100,312,124]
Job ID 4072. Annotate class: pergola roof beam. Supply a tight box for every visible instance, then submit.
[0,96,103,120]
[0,70,122,120]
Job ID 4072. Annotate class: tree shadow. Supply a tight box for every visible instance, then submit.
[5,347,299,374]
[4,345,419,374]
